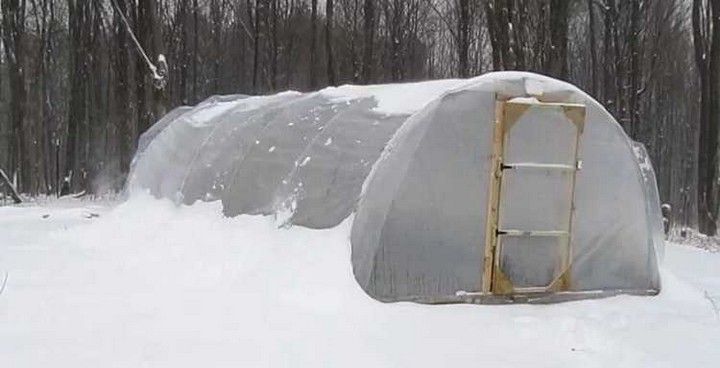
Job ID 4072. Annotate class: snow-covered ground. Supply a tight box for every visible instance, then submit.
[1,196,718,367]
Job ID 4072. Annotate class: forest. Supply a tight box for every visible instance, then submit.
[0,0,716,235]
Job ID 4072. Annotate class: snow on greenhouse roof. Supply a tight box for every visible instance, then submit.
[319,79,465,114]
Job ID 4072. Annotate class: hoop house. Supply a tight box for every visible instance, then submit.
[129,72,663,304]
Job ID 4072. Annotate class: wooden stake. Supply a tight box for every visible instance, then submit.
[0,168,22,204]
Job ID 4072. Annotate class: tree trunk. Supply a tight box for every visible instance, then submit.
[491,0,513,70]
[179,0,189,103]
[284,0,296,89]
[457,0,470,77]
[65,0,88,193]
[251,0,260,92]
[611,0,623,120]
[114,0,132,179]
[361,0,375,83]
[704,0,720,235]
[547,0,569,79]
[87,0,104,193]
[271,0,278,90]
[602,0,613,108]
[692,0,719,235]
[387,1,405,81]
[193,0,199,101]
[535,0,548,70]
[1,0,28,192]
[325,0,336,86]
[485,0,501,70]
[309,0,317,89]
[511,0,526,70]
[588,0,598,96]
[627,0,641,139]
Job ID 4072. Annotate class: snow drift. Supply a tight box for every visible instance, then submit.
[0,198,717,367]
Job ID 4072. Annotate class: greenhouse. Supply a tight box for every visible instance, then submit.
[128,71,663,303]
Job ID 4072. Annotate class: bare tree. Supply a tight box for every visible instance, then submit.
[193,0,199,100]
[1,0,28,191]
[114,0,132,178]
[627,0,642,139]
[362,0,375,83]
[587,0,597,96]
[546,0,569,79]
[692,0,720,235]
[456,0,471,77]
[309,0,318,89]
[326,0,336,85]
[65,0,89,192]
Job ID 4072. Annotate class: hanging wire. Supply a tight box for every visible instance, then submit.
[109,0,162,83]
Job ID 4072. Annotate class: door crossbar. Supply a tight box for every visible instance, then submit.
[501,162,578,171]
[497,229,569,237]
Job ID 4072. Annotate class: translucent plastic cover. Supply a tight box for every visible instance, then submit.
[127,81,463,228]
[351,72,662,303]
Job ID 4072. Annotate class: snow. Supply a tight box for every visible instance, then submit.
[632,144,654,174]
[320,79,465,115]
[298,156,311,167]
[189,101,238,125]
[671,228,720,252]
[1,197,719,367]
[524,78,545,96]
[190,91,302,127]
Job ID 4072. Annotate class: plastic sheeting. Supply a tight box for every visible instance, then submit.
[351,72,663,303]
[127,80,463,228]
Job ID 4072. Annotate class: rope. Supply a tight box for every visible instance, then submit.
[109,0,161,81]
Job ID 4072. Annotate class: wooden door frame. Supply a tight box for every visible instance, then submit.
[481,98,585,295]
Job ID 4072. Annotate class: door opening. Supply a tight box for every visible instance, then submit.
[482,99,585,295]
